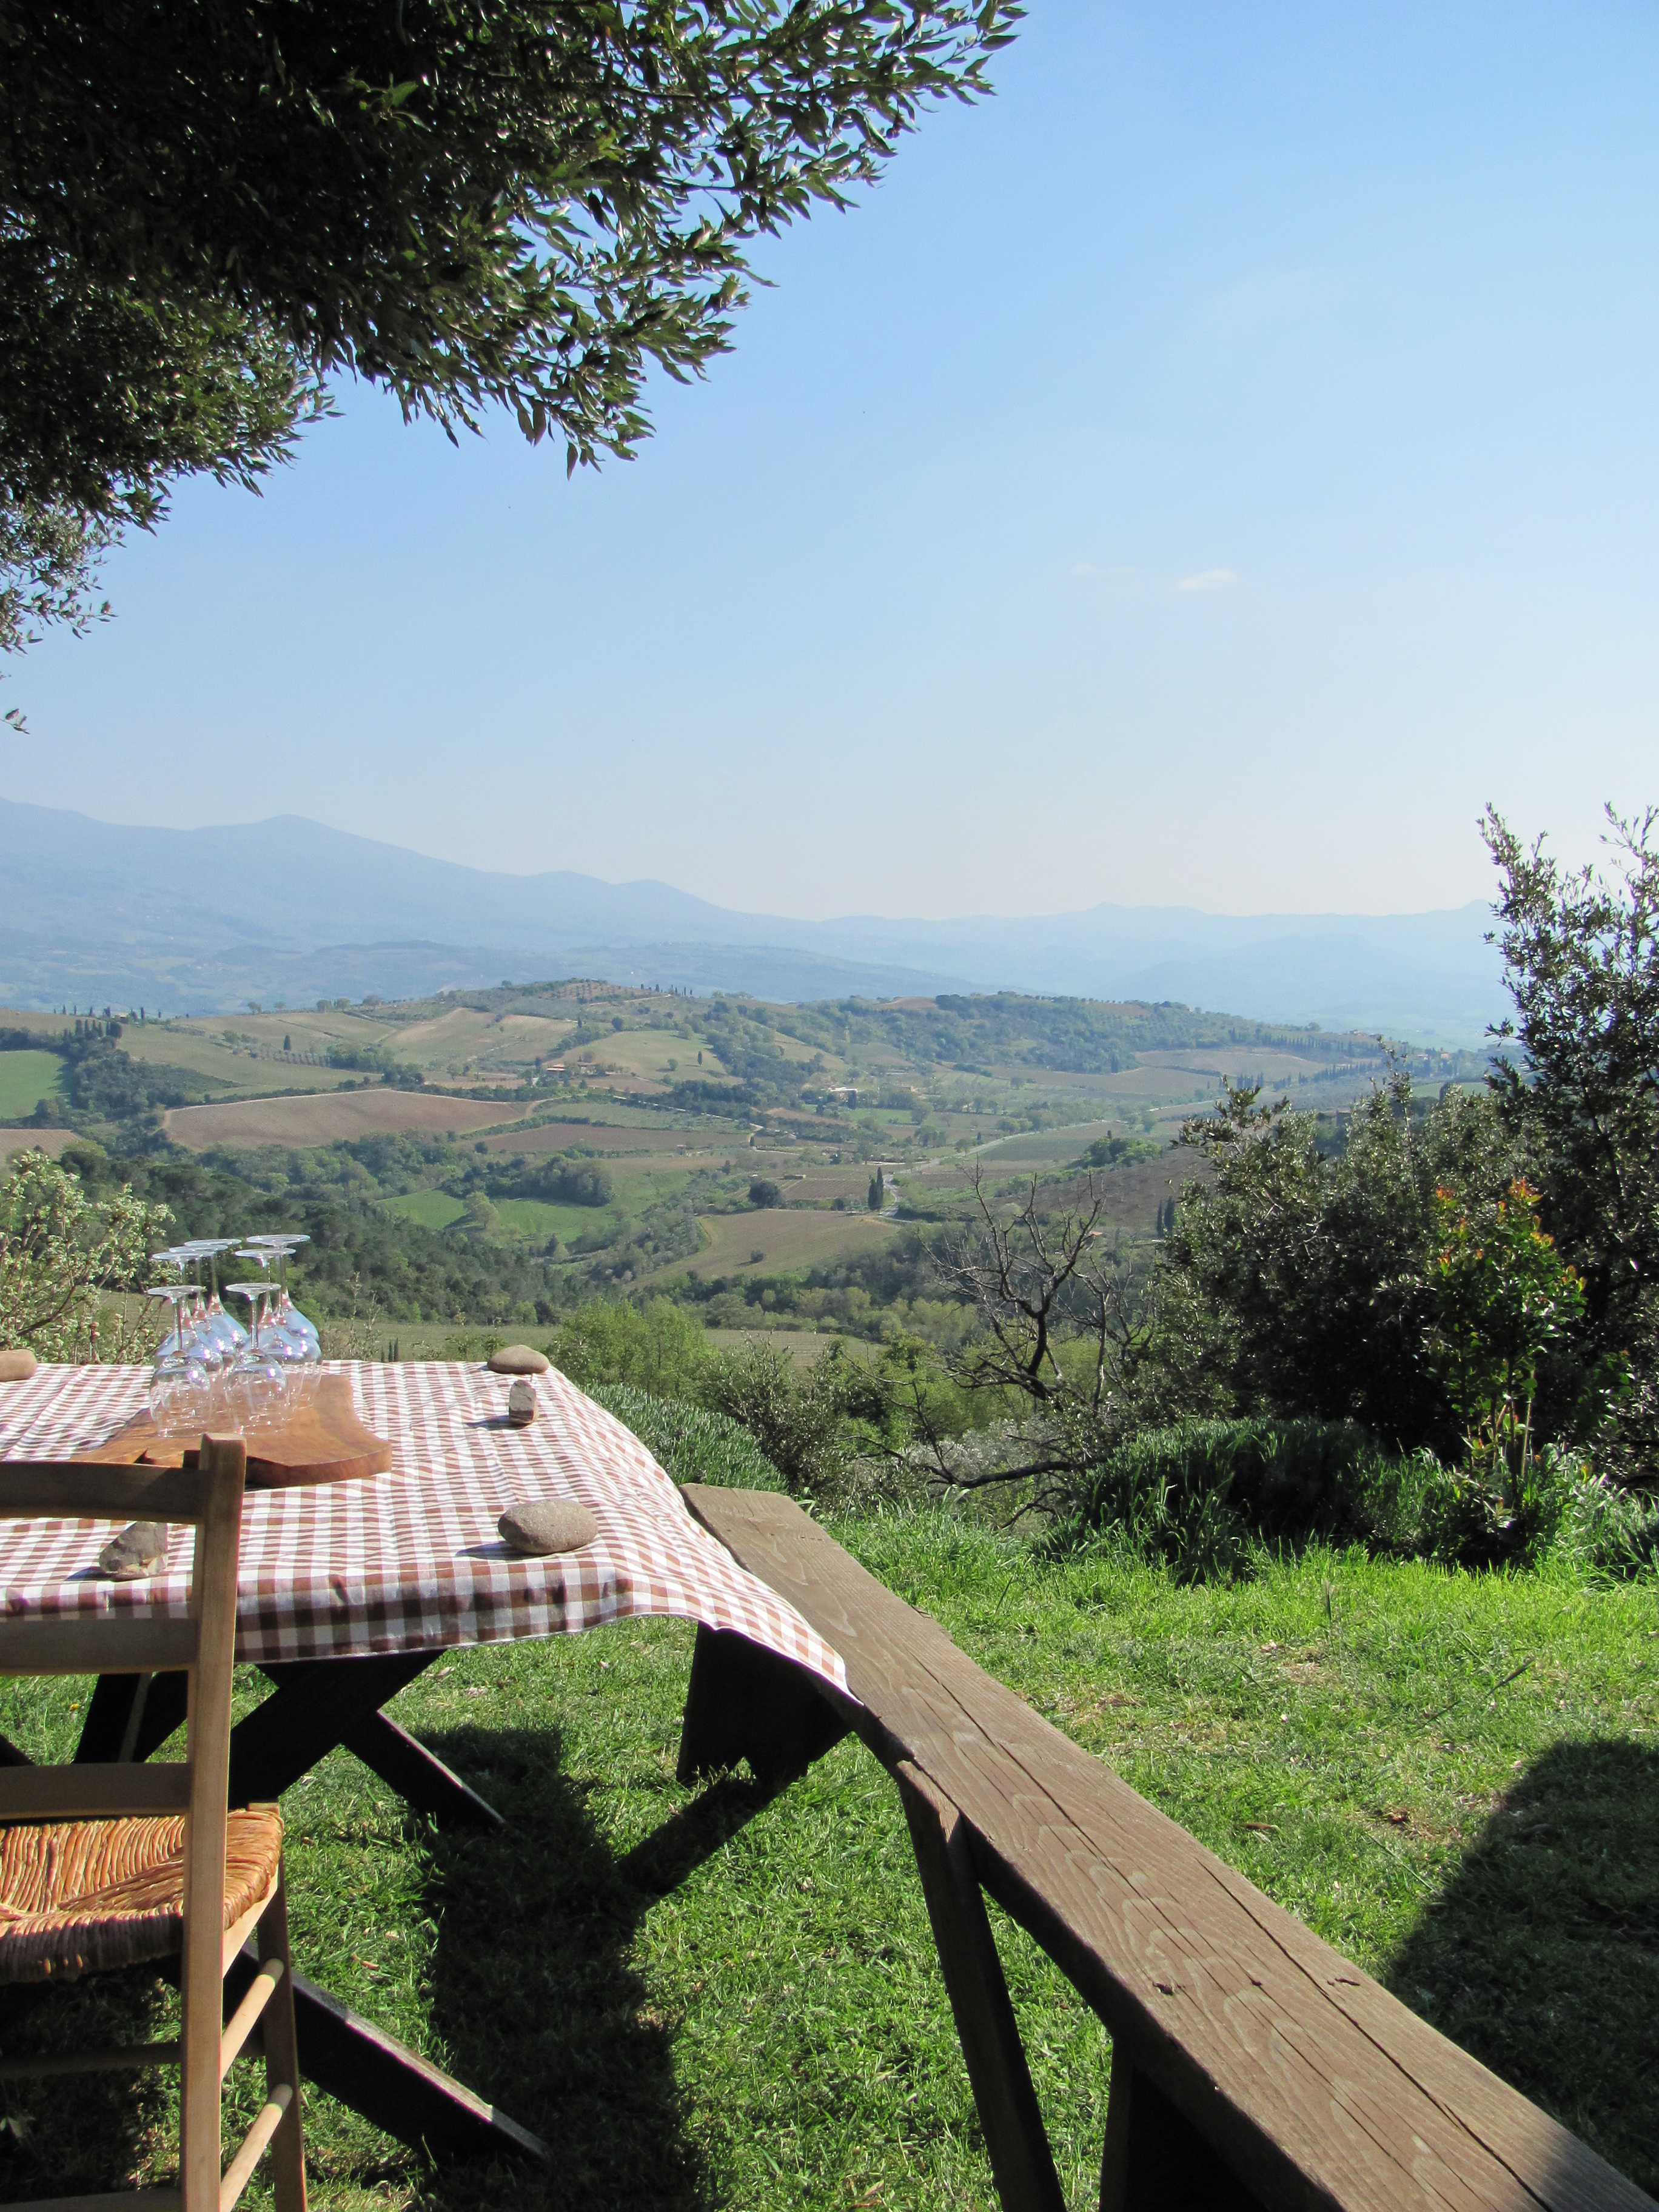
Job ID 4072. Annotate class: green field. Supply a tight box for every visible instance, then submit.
[596,1163,700,1202]
[376,1190,627,1247]
[478,1119,709,1156]
[1,1517,1652,2208]
[492,1196,623,1244]
[649,1205,900,1284]
[380,1188,467,1231]
[0,1049,65,1119]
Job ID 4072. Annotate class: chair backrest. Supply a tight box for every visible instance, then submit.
[0,1432,248,1874]
[0,1436,253,2208]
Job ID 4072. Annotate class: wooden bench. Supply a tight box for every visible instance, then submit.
[676,1485,1652,2212]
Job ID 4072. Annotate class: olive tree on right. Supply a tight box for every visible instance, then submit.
[1483,803,1659,1481]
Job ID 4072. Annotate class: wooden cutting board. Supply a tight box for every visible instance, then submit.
[74,1373,394,1489]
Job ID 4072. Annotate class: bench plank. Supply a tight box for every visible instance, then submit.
[681,1486,1651,2212]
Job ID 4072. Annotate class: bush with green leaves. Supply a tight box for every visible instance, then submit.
[1049,1412,1658,1583]
[1428,1178,1589,1447]
[1053,1418,1439,1580]
[1484,805,1659,1478]
[695,1339,863,1497]
[0,1150,172,1359]
[1139,1071,1529,1455]
[589,1384,786,1493]
[545,1296,708,1399]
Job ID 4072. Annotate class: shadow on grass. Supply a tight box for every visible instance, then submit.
[0,1728,782,2211]
[411,1722,782,2212]
[0,1970,175,2200]
[1385,1736,1659,2198]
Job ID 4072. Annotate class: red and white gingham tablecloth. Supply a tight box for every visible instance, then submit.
[0,1362,848,1692]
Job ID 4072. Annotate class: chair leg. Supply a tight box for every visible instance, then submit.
[255,1863,307,2212]
[179,1889,224,2212]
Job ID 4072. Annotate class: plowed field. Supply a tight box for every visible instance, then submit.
[0,1128,85,1170]
[161,1091,530,1150]
[477,1119,705,1155]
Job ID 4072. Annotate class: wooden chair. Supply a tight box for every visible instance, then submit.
[0,1436,306,2212]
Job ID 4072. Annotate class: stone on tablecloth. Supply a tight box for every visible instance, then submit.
[506,1378,536,1426]
[498,1498,598,1555]
[488,1344,550,1375]
[0,1348,36,1382]
[98,1521,168,1579]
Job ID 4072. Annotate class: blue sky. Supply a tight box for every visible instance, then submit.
[5,0,1657,919]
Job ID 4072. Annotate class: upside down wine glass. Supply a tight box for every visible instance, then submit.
[225,1280,290,1432]
[155,1246,230,1378]
[181,1238,246,1355]
[146,1284,211,1441]
[244,1234,319,1356]
[234,1247,318,1401]
[244,1239,321,1396]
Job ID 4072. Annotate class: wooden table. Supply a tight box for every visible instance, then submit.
[0,1362,846,2165]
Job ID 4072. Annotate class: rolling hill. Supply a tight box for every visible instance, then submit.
[0,797,1506,1043]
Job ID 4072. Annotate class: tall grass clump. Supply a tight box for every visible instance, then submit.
[1050,1415,1659,1585]
[589,1383,787,1492]
[1051,1418,1435,1581]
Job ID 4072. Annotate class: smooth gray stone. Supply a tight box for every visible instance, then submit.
[506,1378,537,1427]
[488,1344,551,1375]
[98,1521,169,1580]
[497,1498,598,1556]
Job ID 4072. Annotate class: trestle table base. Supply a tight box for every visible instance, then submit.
[57,1654,539,2165]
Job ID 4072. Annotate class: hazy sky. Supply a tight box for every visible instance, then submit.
[5,1,1657,919]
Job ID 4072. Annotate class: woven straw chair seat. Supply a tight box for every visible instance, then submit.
[0,1807,283,1985]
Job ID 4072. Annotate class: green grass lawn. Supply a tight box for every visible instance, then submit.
[491,1196,623,1245]
[1,1528,1654,2210]
[0,1049,65,1120]
[374,1192,623,1245]
[380,1189,468,1232]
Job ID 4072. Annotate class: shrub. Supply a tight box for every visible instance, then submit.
[698,1339,888,1498]
[1418,1444,1659,1575]
[547,1296,708,1397]
[747,1177,782,1208]
[1141,1073,1525,1455]
[1081,1133,1157,1169]
[1554,1467,1659,1578]
[1055,1417,1439,1581]
[1,1151,172,1360]
[590,1384,786,1491]
[526,1159,614,1207]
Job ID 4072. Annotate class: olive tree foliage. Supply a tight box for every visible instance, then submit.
[1,0,1018,660]
[700,1336,860,1495]
[0,501,115,661]
[1483,803,1659,1470]
[1140,1071,1525,1456]
[0,1150,173,1360]
[0,310,321,688]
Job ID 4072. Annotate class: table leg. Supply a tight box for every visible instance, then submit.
[677,1622,851,1788]
[76,1669,185,1764]
[340,1708,504,1831]
[78,1660,503,1831]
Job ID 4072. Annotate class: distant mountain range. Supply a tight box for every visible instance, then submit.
[0,797,1508,1045]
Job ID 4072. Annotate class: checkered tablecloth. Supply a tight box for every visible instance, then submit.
[0,1362,848,1692]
